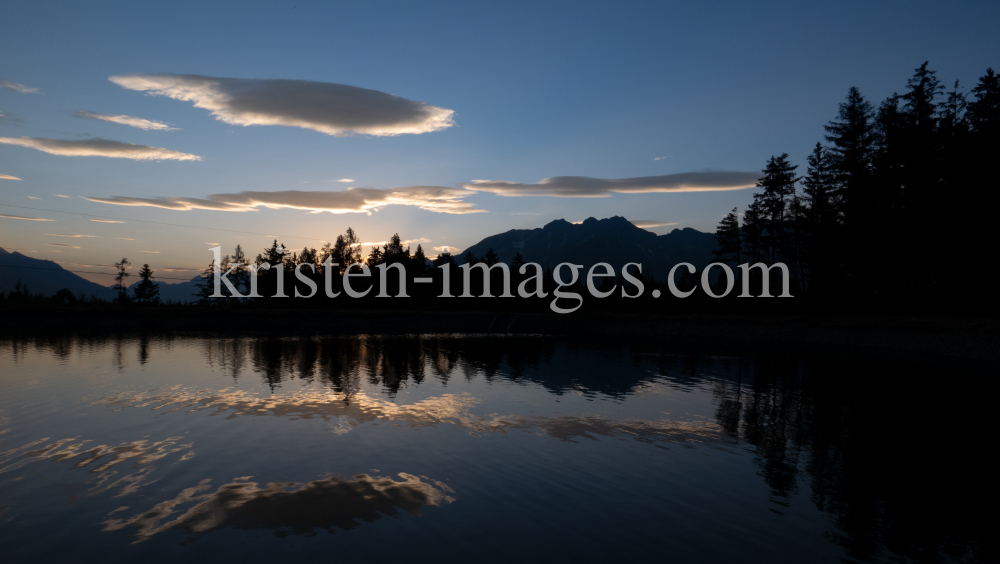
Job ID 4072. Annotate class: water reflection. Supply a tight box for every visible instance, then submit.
[201,334,559,396]
[96,386,731,448]
[0,435,192,476]
[0,332,995,562]
[104,473,454,543]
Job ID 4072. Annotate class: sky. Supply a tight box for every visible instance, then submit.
[1,0,998,285]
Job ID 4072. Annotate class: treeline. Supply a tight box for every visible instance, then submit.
[191,233,639,312]
[713,62,999,309]
[0,282,94,306]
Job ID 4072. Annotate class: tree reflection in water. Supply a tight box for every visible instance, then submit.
[0,332,994,561]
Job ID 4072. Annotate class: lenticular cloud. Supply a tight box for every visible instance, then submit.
[0,137,201,161]
[462,171,760,197]
[73,111,177,131]
[109,74,455,137]
[85,186,484,215]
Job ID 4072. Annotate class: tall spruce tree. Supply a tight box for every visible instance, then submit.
[824,87,878,295]
[801,143,840,296]
[231,244,248,296]
[713,207,742,266]
[133,264,160,304]
[755,154,799,263]
[411,244,428,277]
[901,63,946,296]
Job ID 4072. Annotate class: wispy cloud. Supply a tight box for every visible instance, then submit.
[54,194,72,198]
[90,219,125,223]
[462,171,759,197]
[45,233,96,238]
[653,156,673,161]
[59,262,116,268]
[0,173,21,180]
[85,186,484,215]
[0,137,201,161]
[0,80,38,94]
[46,243,80,249]
[138,250,160,254]
[336,178,354,183]
[630,220,680,228]
[0,213,53,221]
[73,111,177,131]
[27,196,40,199]
[432,245,460,253]
[109,74,455,137]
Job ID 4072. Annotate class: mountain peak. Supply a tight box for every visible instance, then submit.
[543,218,573,230]
[1,248,114,299]
[461,216,716,280]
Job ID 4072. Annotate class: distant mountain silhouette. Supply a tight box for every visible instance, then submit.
[0,247,203,302]
[0,247,115,300]
[460,216,717,280]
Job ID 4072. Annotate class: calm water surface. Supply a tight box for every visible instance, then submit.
[0,333,994,563]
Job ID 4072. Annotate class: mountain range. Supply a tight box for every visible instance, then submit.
[0,247,201,302]
[2,217,719,299]
[1,247,116,300]
[460,216,717,281]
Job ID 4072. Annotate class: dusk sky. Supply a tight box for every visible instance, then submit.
[1,1,997,284]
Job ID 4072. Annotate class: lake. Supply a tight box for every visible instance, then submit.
[0,332,994,563]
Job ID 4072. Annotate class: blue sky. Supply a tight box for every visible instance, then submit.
[1,0,997,283]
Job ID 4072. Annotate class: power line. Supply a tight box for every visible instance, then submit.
[0,263,199,282]
[0,202,327,242]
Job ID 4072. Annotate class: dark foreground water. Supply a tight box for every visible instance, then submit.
[0,333,994,563]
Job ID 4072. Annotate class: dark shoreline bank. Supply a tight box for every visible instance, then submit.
[2,306,997,365]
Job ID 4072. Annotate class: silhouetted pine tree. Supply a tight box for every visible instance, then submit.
[713,207,741,266]
[194,260,215,303]
[410,244,428,277]
[322,236,346,274]
[824,86,877,296]
[742,198,765,264]
[963,68,1000,305]
[231,244,248,296]
[113,257,131,304]
[801,143,840,297]
[755,154,799,263]
[218,253,233,297]
[383,233,406,258]
[901,63,946,296]
[343,228,362,266]
[133,264,160,304]
[366,245,383,267]
[484,248,499,266]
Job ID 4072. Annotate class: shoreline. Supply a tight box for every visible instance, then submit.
[2,307,998,364]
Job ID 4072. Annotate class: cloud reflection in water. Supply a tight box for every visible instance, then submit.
[95,386,731,448]
[103,473,454,543]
